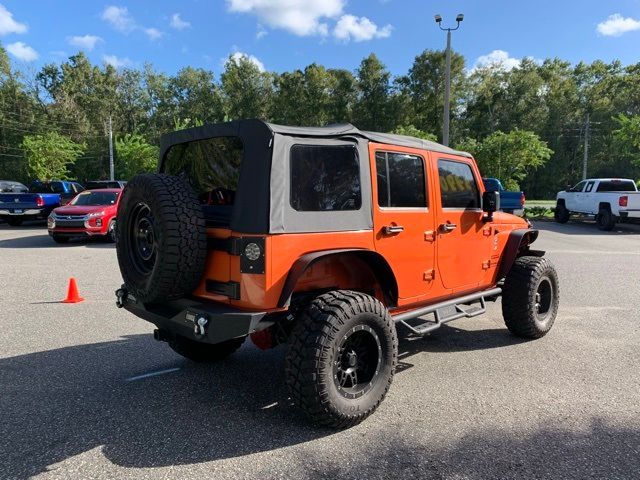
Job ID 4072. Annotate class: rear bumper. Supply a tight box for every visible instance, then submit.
[619,209,640,219]
[115,287,271,344]
[0,208,45,217]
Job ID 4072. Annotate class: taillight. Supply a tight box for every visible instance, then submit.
[520,193,526,207]
[619,196,628,207]
[35,195,44,207]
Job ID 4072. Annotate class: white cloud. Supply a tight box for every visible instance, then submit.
[170,13,190,30]
[226,0,343,36]
[68,34,103,51]
[596,13,640,37]
[333,14,392,42]
[102,5,135,33]
[228,51,265,72]
[256,24,267,39]
[6,41,38,61]
[103,54,133,68]
[0,3,27,35]
[472,50,522,72]
[143,27,162,40]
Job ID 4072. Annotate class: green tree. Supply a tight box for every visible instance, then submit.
[457,130,552,189]
[220,55,272,120]
[353,54,393,131]
[22,132,85,180]
[391,125,437,141]
[115,133,158,179]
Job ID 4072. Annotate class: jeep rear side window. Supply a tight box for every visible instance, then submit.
[290,145,361,212]
[375,152,426,208]
[438,159,480,209]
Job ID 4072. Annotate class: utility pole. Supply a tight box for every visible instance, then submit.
[108,116,114,181]
[435,13,464,147]
[582,113,589,180]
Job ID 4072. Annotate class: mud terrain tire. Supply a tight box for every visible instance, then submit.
[116,174,207,304]
[169,335,246,362]
[285,291,398,429]
[502,256,559,338]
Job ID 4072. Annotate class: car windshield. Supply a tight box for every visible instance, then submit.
[71,191,119,206]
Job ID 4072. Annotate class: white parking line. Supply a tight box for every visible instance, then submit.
[126,367,180,382]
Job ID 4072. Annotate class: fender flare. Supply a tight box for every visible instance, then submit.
[496,229,543,280]
[277,248,399,308]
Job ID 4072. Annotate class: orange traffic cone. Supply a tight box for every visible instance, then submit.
[62,277,84,303]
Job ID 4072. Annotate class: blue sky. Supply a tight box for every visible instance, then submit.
[1,0,640,76]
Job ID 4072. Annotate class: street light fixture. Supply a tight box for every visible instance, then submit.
[435,13,464,147]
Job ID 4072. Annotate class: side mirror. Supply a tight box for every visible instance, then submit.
[482,190,500,221]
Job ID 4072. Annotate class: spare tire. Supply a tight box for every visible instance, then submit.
[116,174,207,304]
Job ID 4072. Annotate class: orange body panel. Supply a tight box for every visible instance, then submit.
[192,144,530,313]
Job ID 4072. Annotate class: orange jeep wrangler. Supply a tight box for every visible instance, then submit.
[115,120,559,428]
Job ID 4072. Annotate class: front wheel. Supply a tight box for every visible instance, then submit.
[285,291,398,428]
[105,219,116,243]
[502,256,559,338]
[554,203,569,223]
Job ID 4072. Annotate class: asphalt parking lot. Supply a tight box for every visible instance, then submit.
[1,220,639,480]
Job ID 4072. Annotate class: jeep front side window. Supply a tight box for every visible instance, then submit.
[438,159,480,209]
[290,144,361,212]
[375,152,426,208]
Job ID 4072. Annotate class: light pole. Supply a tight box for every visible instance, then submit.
[435,13,463,147]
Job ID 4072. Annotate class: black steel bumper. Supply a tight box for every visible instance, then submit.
[115,287,270,344]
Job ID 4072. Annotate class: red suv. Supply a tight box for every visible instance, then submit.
[47,188,121,243]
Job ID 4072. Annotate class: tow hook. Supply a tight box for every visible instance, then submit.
[193,314,209,339]
[115,287,127,308]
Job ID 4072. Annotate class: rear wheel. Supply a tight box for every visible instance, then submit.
[168,335,246,362]
[597,208,616,231]
[6,217,23,226]
[554,203,569,223]
[502,256,559,338]
[52,235,69,244]
[285,291,397,428]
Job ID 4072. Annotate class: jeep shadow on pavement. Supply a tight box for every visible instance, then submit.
[114,119,560,428]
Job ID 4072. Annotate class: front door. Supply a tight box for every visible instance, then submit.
[434,157,491,291]
[370,143,436,301]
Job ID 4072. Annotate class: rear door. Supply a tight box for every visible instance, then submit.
[370,143,436,300]
[434,157,491,291]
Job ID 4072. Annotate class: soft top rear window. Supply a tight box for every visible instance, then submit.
[164,136,244,226]
[596,180,637,192]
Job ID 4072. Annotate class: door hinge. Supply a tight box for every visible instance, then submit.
[423,269,435,281]
[424,230,435,242]
[482,260,491,270]
[482,226,492,237]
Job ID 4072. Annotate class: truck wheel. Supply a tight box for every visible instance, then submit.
[554,203,569,223]
[52,235,69,244]
[6,217,23,226]
[116,174,207,304]
[285,291,397,428]
[168,335,246,362]
[597,208,615,231]
[502,256,559,339]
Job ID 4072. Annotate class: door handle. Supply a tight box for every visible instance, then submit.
[383,225,404,235]
[440,223,457,233]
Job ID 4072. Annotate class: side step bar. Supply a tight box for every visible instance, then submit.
[391,287,502,335]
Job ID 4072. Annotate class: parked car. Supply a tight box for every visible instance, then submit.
[29,180,84,204]
[555,178,640,230]
[47,188,121,243]
[84,180,127,190]
[0,180,80,226]
[0,180,28,193]
[482,178,525,215]
[114,119,559,428]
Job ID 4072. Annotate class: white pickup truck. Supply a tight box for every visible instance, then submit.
[555,178,640,230]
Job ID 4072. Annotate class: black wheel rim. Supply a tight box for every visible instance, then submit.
[128,203,157,275]
[535,277,553,322]
[333,325,382,400]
